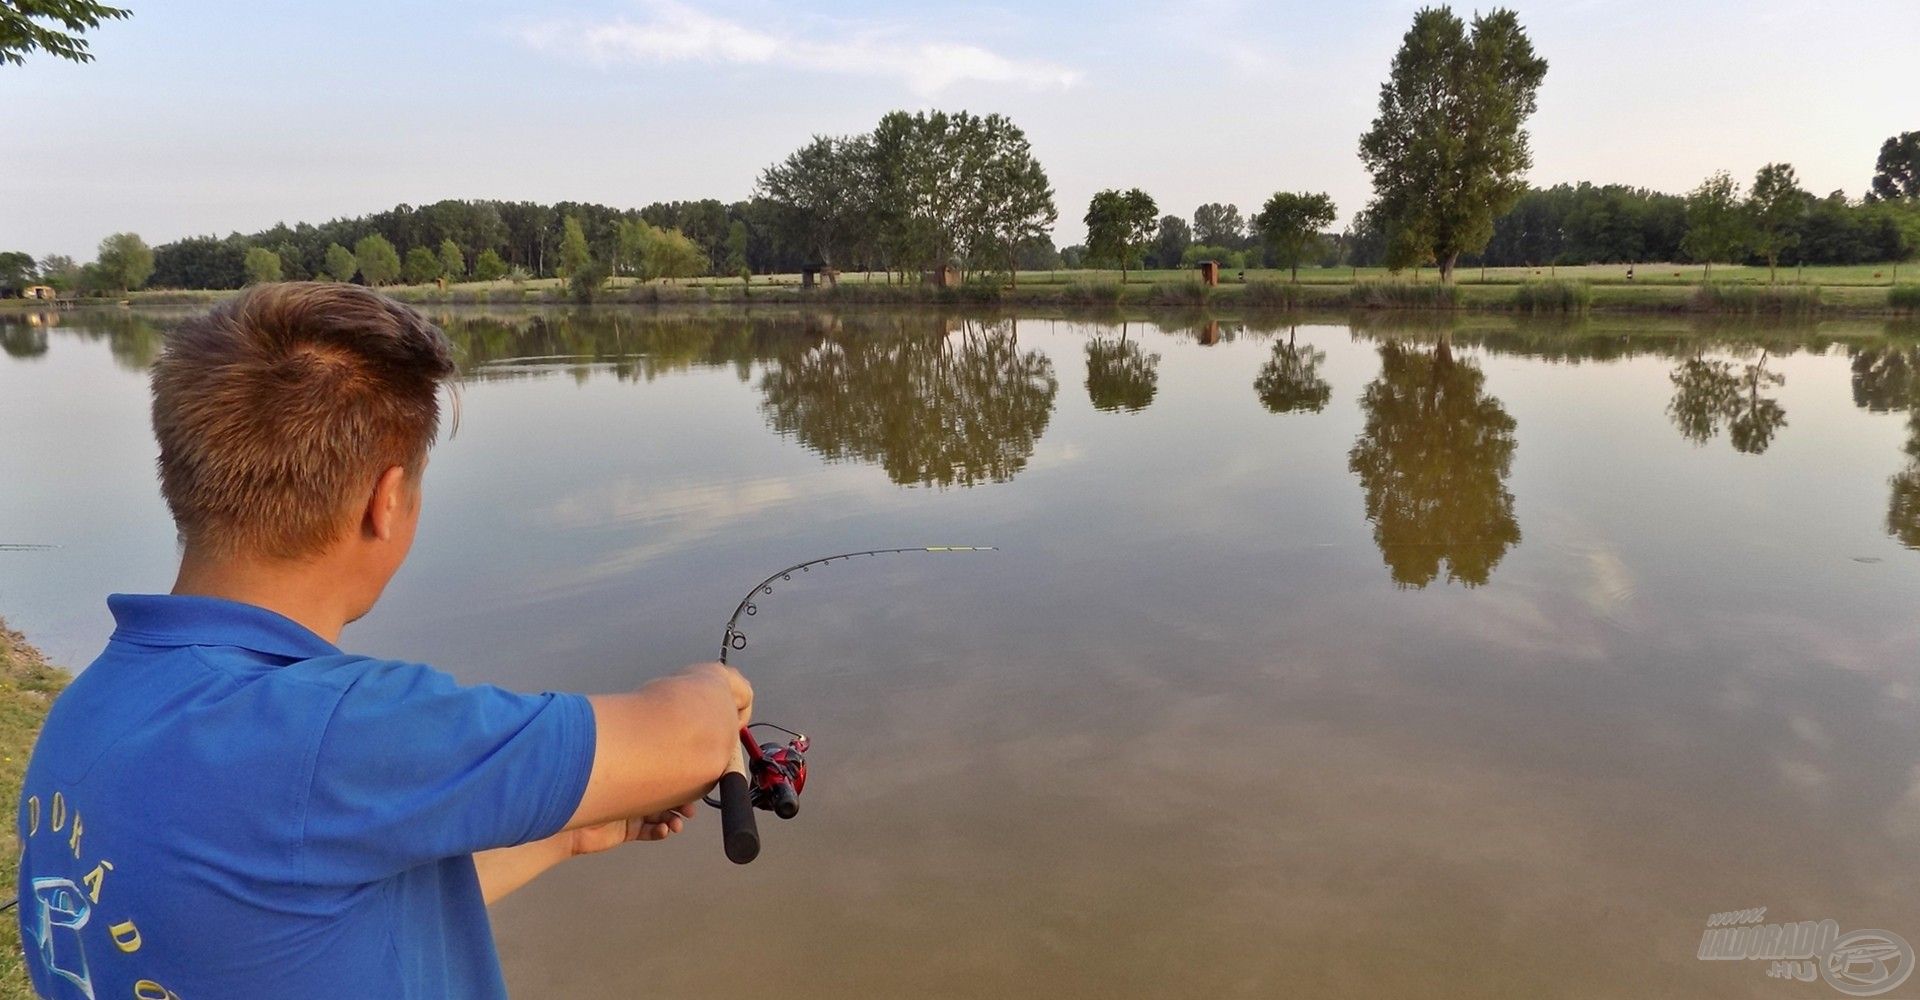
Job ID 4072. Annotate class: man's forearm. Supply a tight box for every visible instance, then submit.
[474,830,573,905]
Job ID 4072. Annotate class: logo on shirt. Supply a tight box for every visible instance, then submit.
[20,789,180,1000]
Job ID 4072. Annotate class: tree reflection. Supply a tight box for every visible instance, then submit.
[1084,327,1159,412]
[1848,347,1920,548]
[1254,329,1332,414]
[1348,341,1520,588]
[759,317,1059,487]
[0,322,48,359]
[1666,352,1786,455]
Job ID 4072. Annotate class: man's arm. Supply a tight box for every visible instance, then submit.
[475,805,696,904]
[567,662,752,829]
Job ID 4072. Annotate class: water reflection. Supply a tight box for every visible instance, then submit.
[1349,340,1520,588]
[1253,328,1332,415]
[1083,327,1160,413]
[1666,352,1787,455]
[1849,346,1920,547]
[758,317,1058,487]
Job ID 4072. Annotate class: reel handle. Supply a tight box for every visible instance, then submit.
[719,731,760,865]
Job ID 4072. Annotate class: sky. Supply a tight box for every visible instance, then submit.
[4,0,1917,260]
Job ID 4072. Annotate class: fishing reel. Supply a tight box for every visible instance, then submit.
[712,723,809,865]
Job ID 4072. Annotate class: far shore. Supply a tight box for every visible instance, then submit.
[7,262,1918,319]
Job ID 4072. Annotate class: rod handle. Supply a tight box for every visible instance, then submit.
[719,735,760,865]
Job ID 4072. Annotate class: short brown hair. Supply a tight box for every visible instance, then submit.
[151,282,456,559]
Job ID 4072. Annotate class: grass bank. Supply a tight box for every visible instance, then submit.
[0,620,64,997]
[102,263,1920,317]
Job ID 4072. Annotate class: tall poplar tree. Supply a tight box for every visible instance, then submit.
[1358,7,1547,282]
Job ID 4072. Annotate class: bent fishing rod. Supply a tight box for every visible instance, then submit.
[708,546,994,864]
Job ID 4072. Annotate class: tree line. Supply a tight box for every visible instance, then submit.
[9,5,1920,295]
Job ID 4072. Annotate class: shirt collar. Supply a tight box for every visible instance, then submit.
[107,593,342,660]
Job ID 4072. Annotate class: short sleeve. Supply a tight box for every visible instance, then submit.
[300,659,597,883]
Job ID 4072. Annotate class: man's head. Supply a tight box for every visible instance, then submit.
[151,283,456,618]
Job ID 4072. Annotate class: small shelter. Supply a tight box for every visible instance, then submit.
[1195,261,1220,287]
[24,285,55,301]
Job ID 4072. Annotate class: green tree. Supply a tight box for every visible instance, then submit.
[1150,216,1192,269]
[1870,131,1920,203]
[0,250,35,288]
[651,228,708,281]
[1192,204,1246,248]
[0,0,130,65]
[352,234,400,286]
[724,220,750,275]
[95,231,153,292]
[1348,340,1520,587]
[972,116,1056,286]
[322,242,357,283]
[241,246,282,285]
[1681,171,1748,278]
[473,248,508,282]
[36,253,78,290]
[757,134,866,271]
[1747,163,1806,284]
[438,238,465,280]
[1084,189,1158,281]
[1358,7,1548,283]
[558,216,591,278]
[1252,192,1338,283]
[402,247,441,285]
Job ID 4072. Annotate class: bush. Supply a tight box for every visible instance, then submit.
[1145,280,1211,306]
[1511,280,1592,313]
[569,262,608,304]
[1349,282,1460,310]
[1891,285,1920,311]
[1688,284,1821,316]
[1061,280,1123,306]
[956,276,1004,304]
[1240,281,1304,309]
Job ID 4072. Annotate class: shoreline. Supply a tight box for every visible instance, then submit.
[8,272,1917,319]
[0,617,64,997]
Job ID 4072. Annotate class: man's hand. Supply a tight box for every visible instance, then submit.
[684,661,754,726]
[568,802,699,856]
[570,663,752,830]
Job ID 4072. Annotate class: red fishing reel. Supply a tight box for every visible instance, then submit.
[712,723,808,864]
[743,724,809,819]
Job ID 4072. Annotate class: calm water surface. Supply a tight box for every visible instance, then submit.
[5,306,1920,998]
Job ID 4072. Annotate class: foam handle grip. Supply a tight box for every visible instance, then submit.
[720,740,760,865]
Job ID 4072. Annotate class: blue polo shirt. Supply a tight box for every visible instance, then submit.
[15,594,597,999]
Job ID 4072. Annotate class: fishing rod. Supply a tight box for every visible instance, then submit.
[710,546,995,865]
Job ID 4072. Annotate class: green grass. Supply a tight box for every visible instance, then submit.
[1349,281,1460,309]
[1891,285,1920,311]
[1688,284,1822,316]
[0,621,66,998]
[1512,280,1593,313]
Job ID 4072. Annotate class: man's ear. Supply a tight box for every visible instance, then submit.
[365,465,410,542]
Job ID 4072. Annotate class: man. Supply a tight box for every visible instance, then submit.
[15,283,752,997]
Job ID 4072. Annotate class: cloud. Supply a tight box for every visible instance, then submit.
[519,2,1081,97]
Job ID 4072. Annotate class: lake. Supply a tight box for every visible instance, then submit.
[5,305,1920,998]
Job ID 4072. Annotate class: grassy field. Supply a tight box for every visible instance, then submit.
[0,621,64,998]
